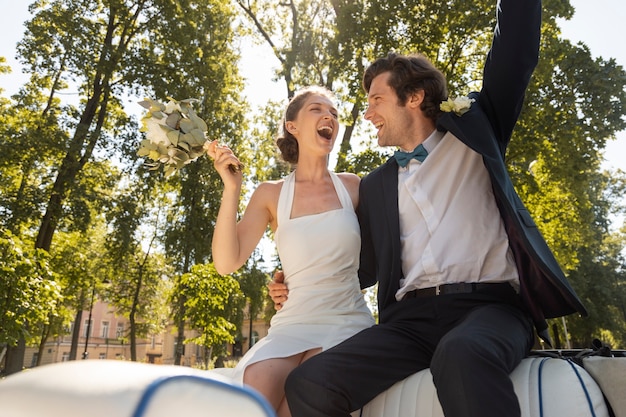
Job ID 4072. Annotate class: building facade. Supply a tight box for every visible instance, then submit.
[22,300,270,369]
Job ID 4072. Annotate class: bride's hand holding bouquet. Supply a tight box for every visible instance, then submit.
[204,140,244,187]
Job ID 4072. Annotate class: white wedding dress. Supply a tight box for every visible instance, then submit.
[225,170,374,382]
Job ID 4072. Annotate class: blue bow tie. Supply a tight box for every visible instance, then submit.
[393,144,428,167]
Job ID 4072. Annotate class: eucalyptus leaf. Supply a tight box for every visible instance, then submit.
[165,112,181,129]
[164,165,176,177]
[140,138,153,147]
[138,100,152,110]
[190,128,206,144]
[158,123,175,133]
[189,114,208,132]
[179,118,194,133]
[167,130,180,146]
[178,141,190,152]
[137,147,151,157]
[188,149,204,159]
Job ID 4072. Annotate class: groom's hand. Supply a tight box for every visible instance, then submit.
[268,270,289,310]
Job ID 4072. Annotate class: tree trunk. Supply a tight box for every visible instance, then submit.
[36,324,51,366]
[69,309,84,360]
[4,339,26,375]
[174,295,186,366]
[129,314,137,362]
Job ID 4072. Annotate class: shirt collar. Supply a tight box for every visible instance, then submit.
[398,129,443,154]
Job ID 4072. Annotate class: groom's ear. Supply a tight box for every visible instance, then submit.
[408,90,425,109]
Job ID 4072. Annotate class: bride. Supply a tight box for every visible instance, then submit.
[207,86,374,417]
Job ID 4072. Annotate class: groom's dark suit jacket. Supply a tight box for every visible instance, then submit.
[357,0,587,343]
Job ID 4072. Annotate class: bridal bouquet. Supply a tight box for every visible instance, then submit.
[137,97,242,177]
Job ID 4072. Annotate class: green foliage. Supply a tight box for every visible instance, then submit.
[103,191,174,355]
[507,9,626,346]
[174,263,245,354]
[0,231,62,346]
[342,147,389,178]
[50,229,106,309]
[162,159,228,272]
[3,0,248,252]
[554,232,626,348]
[244,100,293,183]
[236,262,270,330]
[0,84,68,234]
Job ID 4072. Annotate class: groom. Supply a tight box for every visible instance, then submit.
[277,0,587,416]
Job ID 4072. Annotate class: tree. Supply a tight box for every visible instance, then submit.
[172,263,244,368]
[14,0,245,252]
[509,6,626,345]
[0,231,61,374]
[236,260,270,350]
[3,0,246,372]
[0,82,69,235]
[47,229,106,361]
[104,187,174,362]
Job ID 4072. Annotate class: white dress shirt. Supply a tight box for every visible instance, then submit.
[396,130,520,301]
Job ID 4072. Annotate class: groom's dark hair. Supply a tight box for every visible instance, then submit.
[363,52,448,121]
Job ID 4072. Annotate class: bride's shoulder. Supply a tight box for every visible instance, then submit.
[257,178,285,189]
[336,172,360,191]
[336,172,360,208]
[252,179,285,201]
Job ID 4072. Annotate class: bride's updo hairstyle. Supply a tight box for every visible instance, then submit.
[276,86,336,164]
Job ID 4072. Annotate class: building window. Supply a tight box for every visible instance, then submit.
[151,335,156,349]
[101,321,109,338]
[116,323,124,338]
[30,353,39,367]
[62,352,70,362]
[99,353,106,360]
[83,319,93,337]
[251,331,259,346]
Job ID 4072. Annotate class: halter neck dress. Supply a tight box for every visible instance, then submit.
[229,170,374,381]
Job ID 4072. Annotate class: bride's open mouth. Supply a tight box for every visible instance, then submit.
[317,125,333,140]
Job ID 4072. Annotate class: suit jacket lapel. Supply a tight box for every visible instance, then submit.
[436,97,508,159]
[380,159,404,299]
[437,109,481,154]
[381,159,400,236]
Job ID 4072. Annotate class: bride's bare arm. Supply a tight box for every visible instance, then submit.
[209,140,278,275]
[212,181,277,275]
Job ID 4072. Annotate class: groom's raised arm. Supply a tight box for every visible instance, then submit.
[480,0,542,144]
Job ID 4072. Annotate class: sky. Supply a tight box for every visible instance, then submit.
[0,0,624,170]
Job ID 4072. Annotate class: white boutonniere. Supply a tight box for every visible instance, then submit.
[440,96,475,116]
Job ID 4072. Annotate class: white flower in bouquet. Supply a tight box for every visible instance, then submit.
[137,97,241,177]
